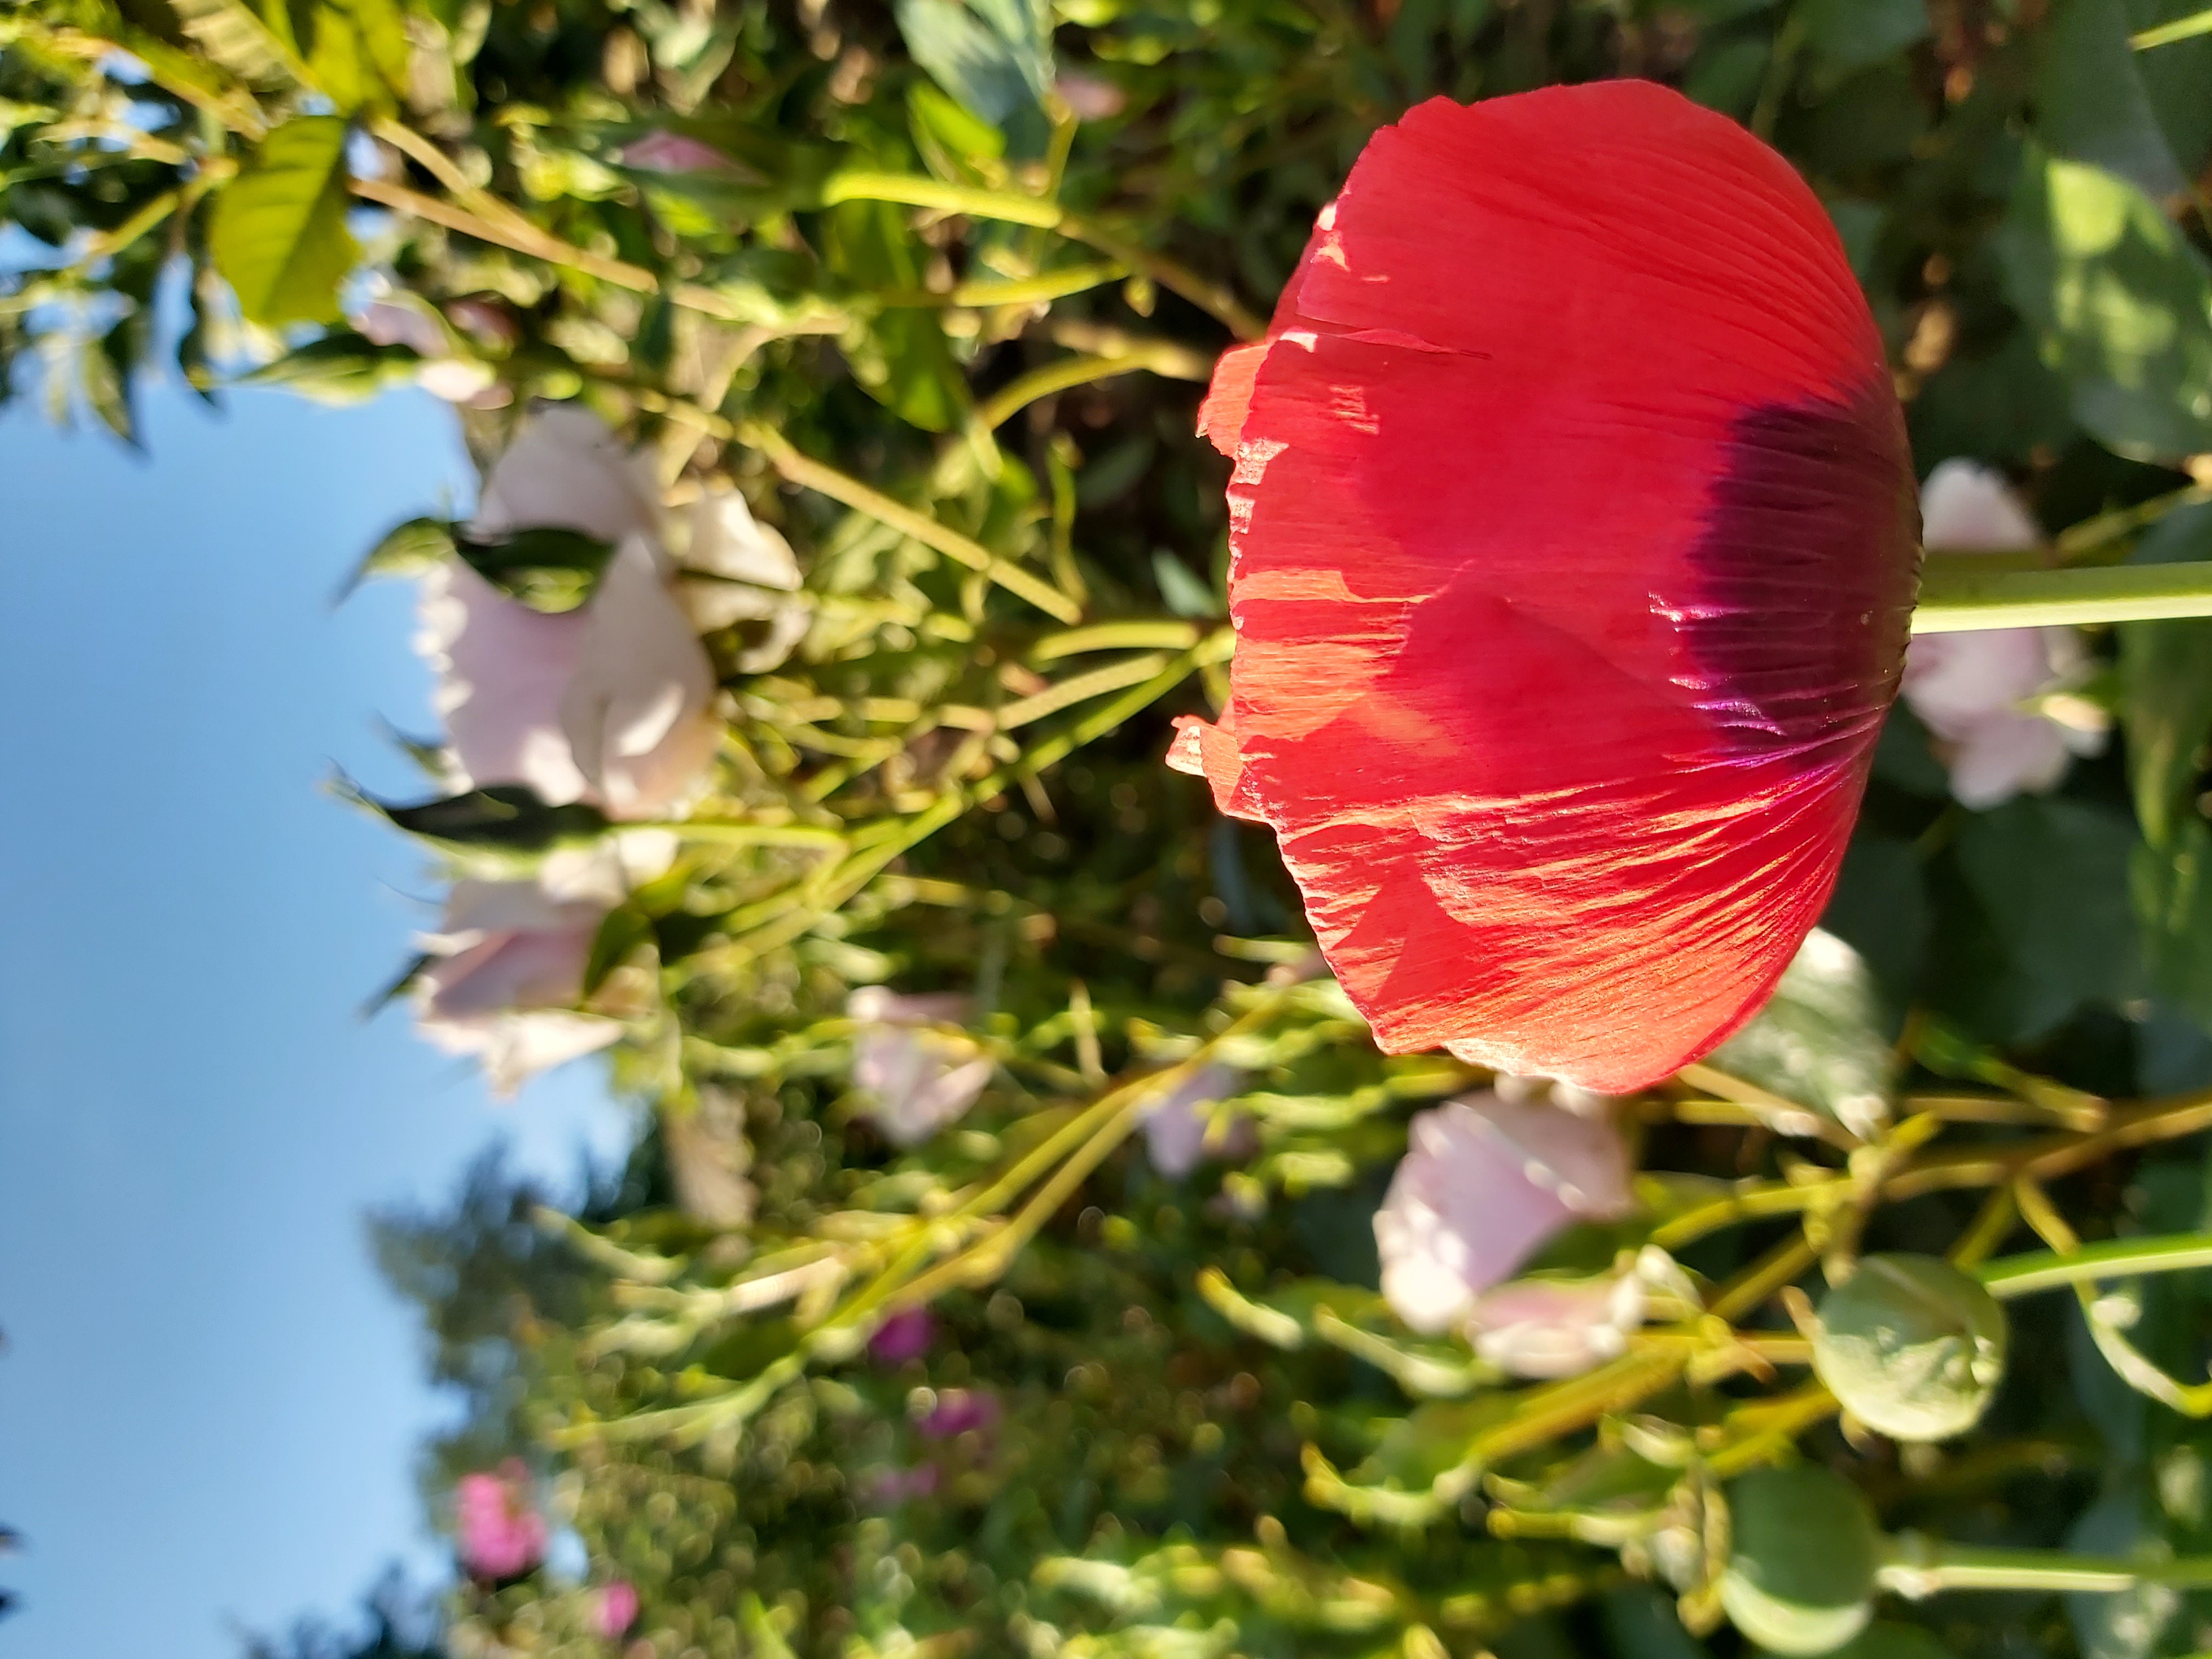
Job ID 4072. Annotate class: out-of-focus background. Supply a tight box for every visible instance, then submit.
[0,371,624,1658]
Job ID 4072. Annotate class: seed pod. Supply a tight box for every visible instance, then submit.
[1720,1465,1880,1656]
[1812,1254,2007,1443]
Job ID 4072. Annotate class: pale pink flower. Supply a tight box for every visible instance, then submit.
[619,131,741,173]
[416,408,723,820]
[847,987,994,1146]
[592,1582,640,1639]
[670,489,810,674]
[445,296,520,348]
[471,404,662,548]
[455,1466,546,1581]
[1141,1062,1251,1177]
[414,837,673,1096]
[1904,461,2108,809]
[1373,1092,1634,1336]
[1054,72,1126,121]
[1466,1273,1647,1379]
[354,295,447,358]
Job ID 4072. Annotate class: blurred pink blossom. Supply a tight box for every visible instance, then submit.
[870,1307,935,1365]
[620,131,739,173]
[1054,72,1126,120]
[861,1463,940,1508]
[354,295,445,358]
[846,987,993,1146]
[1373,1092,1634,1335]
[918,1387,1001,1440]
[1903,460,2107,809]
[455,1465,546,1581]
[1465,1273,1646,1379]
[1141,1062,1252,1177]
[592,1581,640,1639]
[414,836,673,1096]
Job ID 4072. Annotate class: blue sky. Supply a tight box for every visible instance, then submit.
[0,374,633,1656]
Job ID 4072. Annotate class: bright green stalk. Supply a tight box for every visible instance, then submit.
[1911,560,2212,632]
[1977,1231,2212,1297]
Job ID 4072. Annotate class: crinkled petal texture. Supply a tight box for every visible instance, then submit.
[1172,82,1919,1092]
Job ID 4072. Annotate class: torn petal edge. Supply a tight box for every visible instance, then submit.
[1198,343,1271,456]
[1166,713,1248,816]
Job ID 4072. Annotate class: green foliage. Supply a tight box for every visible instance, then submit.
[209,114,358,325]
[15,4,2212,1659]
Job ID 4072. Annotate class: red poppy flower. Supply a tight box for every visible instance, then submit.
[1171,81,1920,1093]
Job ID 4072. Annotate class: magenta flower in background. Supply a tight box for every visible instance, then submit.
[592,1581,640,1639]
[870,1307,935,1365]
[454,1465,547,1581]
[918,1387,1001,1441]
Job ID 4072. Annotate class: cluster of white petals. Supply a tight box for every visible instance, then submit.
[846,987,995,1147]
[407,406,811,1092]
[415,832,674,1096]
[1372,1091,1635,1342]
[1903,461,2108,809]
[417,405,802,822]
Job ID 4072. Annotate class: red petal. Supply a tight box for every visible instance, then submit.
[1199,343,1269,455]
[1190,82,1919,1092]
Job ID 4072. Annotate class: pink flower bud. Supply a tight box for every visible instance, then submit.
[454,1466,546,1581]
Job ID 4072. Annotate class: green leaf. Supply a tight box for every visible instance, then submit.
[85,317,143,449]
[210,115,360,326]
[342,515,457,595]
[456,526,617,613]
[2036,0,2187,200]
[1821,831,1930,1007]
[2120,503,2212,845]
[822,200,968,433]
[166,0,309,90]
[894,0,1052,132]
[1996,146,2212,460]
[1151,549,1220,618]
[1706,928,1895,1136]
[2135,819,2212,1026]
[1799,0,1929,92]
[1951,797,2145,1038]
[345,781,612,854]
[240,331,423,403]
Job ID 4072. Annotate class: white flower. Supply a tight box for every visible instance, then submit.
[670,489,811,674]
[847,987,994,1147]
[1466,1273,1647,1379]
[416,407,727,820]
[1373,1092,1634,1336]
[1903,461,2109,809]
[1141,1063,1251,1178]
[1918,458,2046,552]
[414,833,673,1096]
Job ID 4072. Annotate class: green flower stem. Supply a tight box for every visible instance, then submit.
[971,347,1208,432]
[1911,559,2212,631]
[818,170,1267,340]
[1978,1232,2212,1297]
[1878,1534,2212,1596]
[738,420,1081,623]
[2133,7,2212,49]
